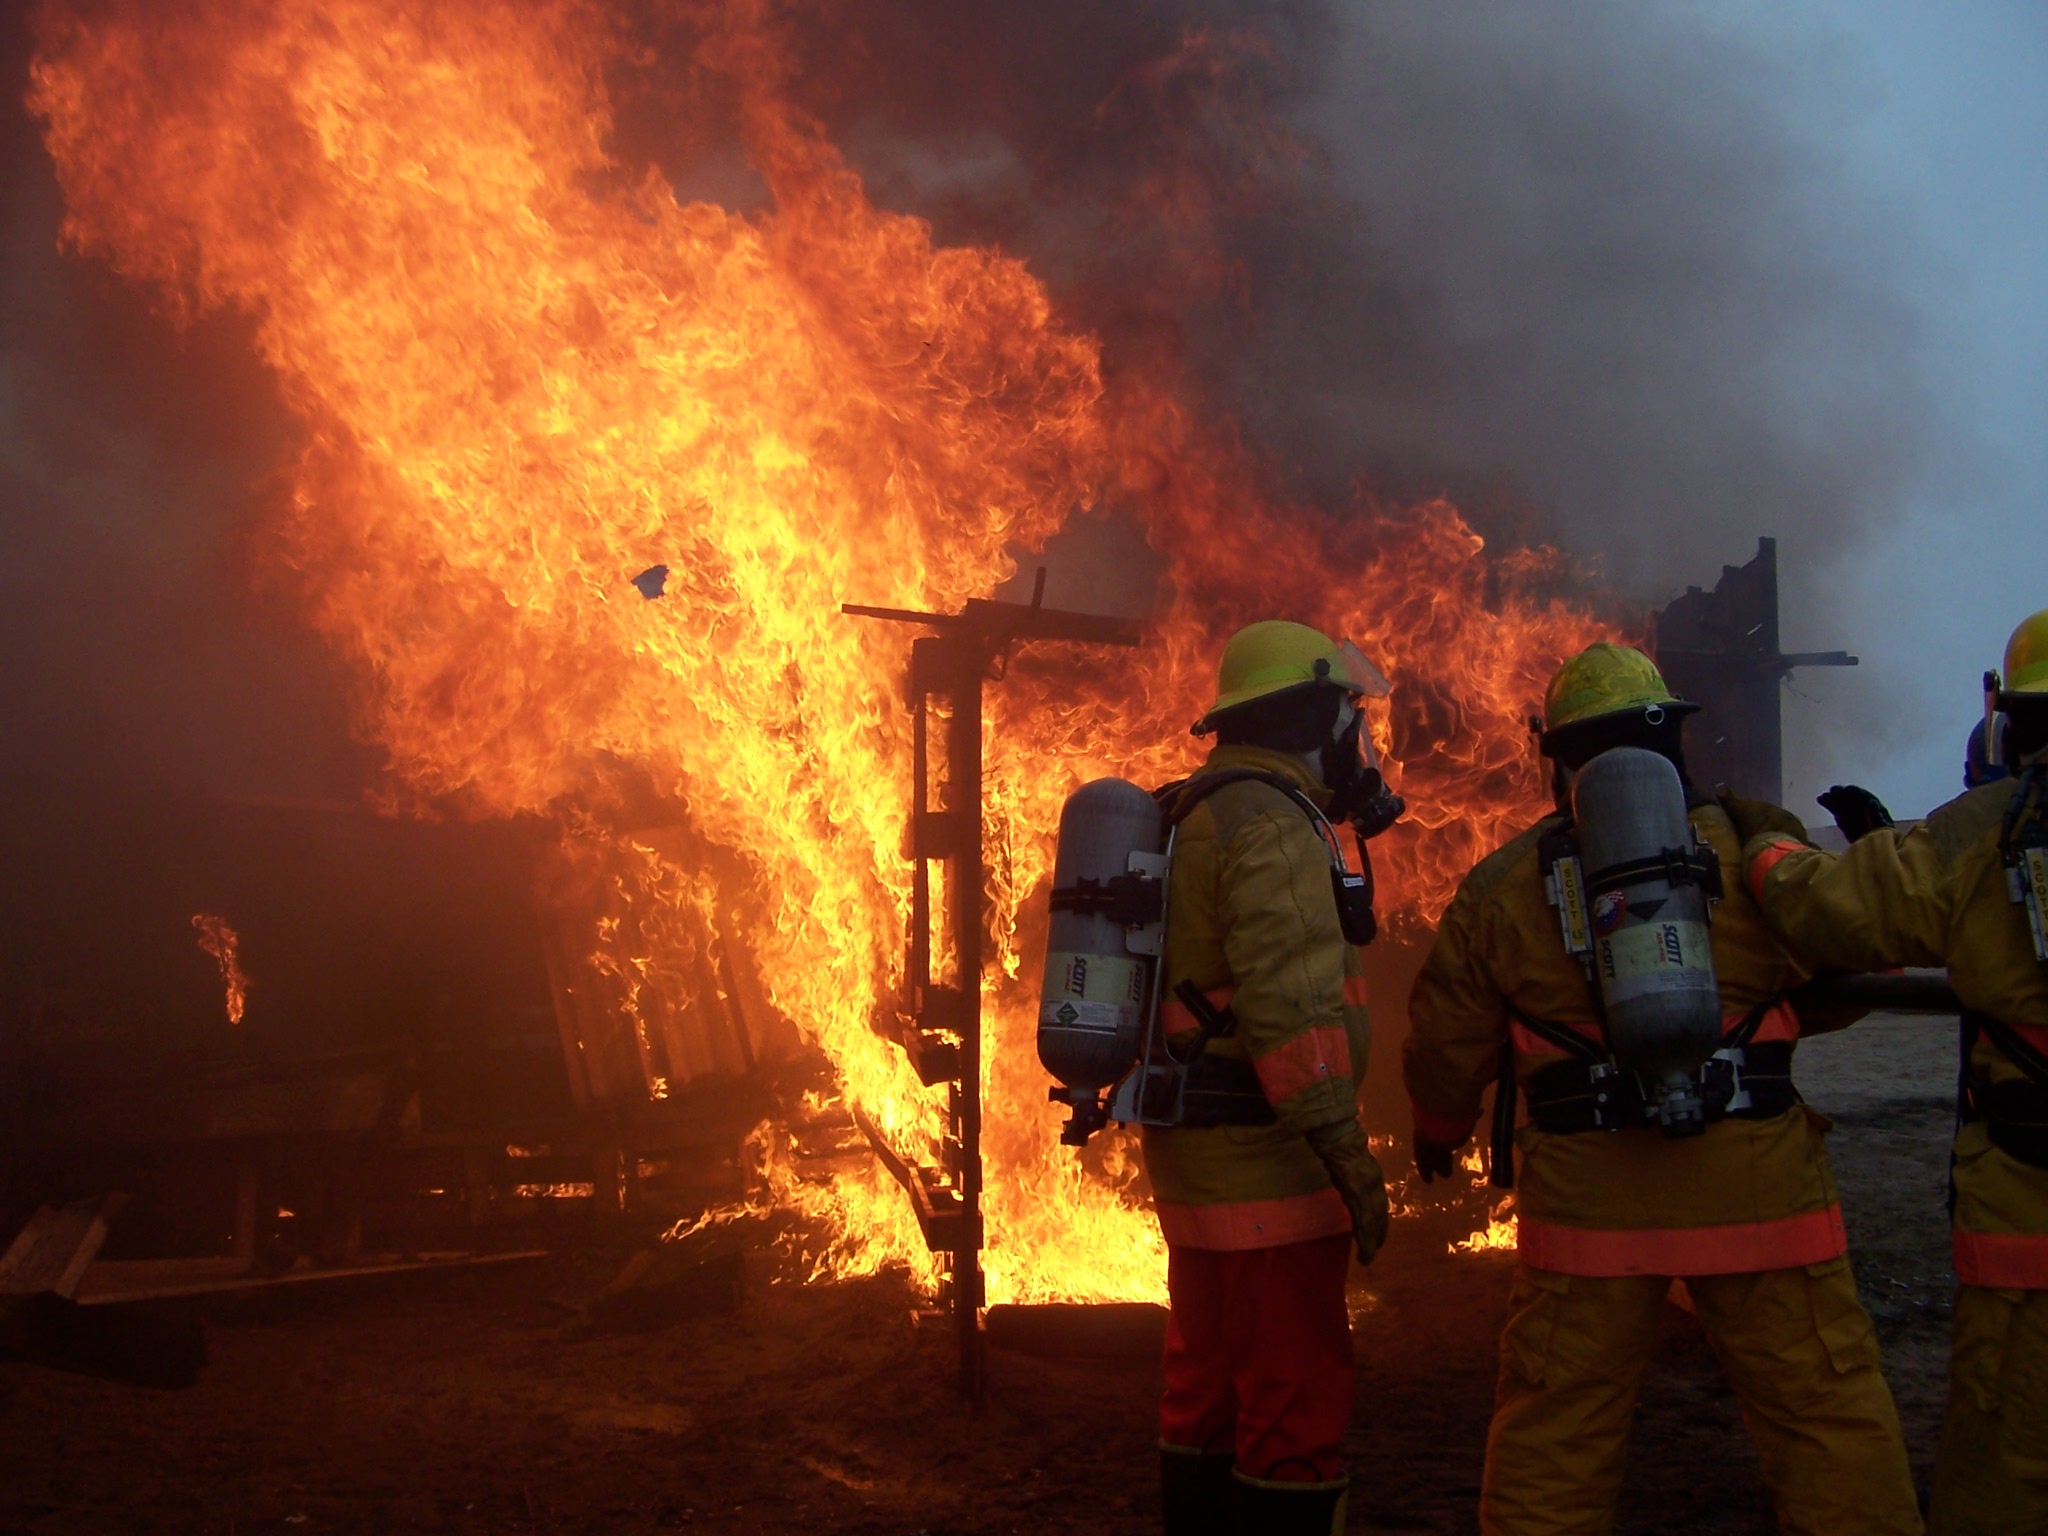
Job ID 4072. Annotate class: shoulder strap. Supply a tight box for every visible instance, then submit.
[2002,763,2048,861]
[1162,768,1326,831]
[1507,1004,1607,1063]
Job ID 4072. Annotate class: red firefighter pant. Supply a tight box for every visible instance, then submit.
[1159,1233,1355,1482]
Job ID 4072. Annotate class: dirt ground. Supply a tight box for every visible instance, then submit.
[0,1014,1960,1536]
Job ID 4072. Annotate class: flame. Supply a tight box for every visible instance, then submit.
[1451,1199,1519,1256]
[34,2,1611,1301]
[1447,1143,1517,1255]
[191,912,248,1024]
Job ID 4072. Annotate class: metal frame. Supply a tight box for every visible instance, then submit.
[846,577,1138,1399]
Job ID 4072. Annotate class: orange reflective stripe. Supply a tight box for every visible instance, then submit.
[1746,835,1806,901]
[1513,1002,1800,1063]
[1952,1229,2048,1289]
[1516,1205,1846,1277]
[1251,1025,1352,1102]
[1155,1187,1352,1251]
[1161,985,1237,1037]
[1746,999,1801,1044]
[1342,974,1369,1008]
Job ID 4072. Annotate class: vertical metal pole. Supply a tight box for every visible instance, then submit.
[909,647,932,1010]
[949,652,986,1401]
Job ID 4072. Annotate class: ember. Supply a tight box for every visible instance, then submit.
[190,912,248,1025]
[30,0,1611,1302]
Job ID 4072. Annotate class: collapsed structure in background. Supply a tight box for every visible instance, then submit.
[1654,538,1859,803]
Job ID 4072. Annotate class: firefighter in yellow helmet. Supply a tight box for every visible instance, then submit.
[1151,620,1402,1536]
[1740,608,2048,1536]
[1404,641,1920,1536]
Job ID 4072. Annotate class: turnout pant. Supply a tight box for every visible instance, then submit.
[1931,1284,2048,1535]
[1480,1257,1921,1536]
[1159,1233,1355,1483]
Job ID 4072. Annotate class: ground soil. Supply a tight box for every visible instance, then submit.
[0,1014,1959,1535]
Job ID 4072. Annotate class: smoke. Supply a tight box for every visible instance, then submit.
[0,1,365,800]
[723,0,1936,597]
[0,0,1940,798]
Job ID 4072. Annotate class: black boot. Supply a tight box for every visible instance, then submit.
[1230,1470,1350,1536]
[1161,1444,1236,1536]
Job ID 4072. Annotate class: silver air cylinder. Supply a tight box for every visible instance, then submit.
[1037,778,1163,1096]
[1572,747,1722,1137]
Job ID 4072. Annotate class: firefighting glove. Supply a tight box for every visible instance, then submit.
[1413,1135,1458,1184]
[1717,791,1811,850]
[1817,784,1895,843]
[1305,1118,1389,1266]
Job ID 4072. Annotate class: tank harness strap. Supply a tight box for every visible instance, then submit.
[1509,1005,1608,1062]
[1161,766,1379,948]
[1961,1008,2048,1169]
[1488,1047,1519,1191]
[1511,993,1798,1143]
[2001,764,2048,964]
[1160,769,1326,834]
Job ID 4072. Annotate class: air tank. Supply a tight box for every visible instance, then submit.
[1037,778,1164,1101]
[1572,747,1722,1137]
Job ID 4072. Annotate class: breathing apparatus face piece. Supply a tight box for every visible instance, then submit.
[2009,699,2048,766]
[1322,697,1405,837]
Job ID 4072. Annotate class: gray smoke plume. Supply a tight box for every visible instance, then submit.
[741,0,1937,596]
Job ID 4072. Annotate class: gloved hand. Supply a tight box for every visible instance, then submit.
[1817,784,1895,842]
[1414,1135,1458,1184]
[1305,1119,1390,1266]
[1717,791,1811,849]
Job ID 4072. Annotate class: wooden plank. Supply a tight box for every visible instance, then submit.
[0,1194,128,1299]
[73,1249,548,1306]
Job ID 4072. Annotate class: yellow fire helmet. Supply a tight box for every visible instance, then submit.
[1194,620,1392,735]
[1538,641,1698,756]
[2000,607,2048,701]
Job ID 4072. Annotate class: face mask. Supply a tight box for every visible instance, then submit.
[1321,702,1405,839]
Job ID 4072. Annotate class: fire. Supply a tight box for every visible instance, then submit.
[1448,1144,1517,1255]
[191,912,248,1025]
[33,2,1605,1300]
[1452,1201,1519,1256]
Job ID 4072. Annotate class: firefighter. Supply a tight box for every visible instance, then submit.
[1740,608,2048,1536]
[1151,620,1397,1536]
[1404,641,1921,1536]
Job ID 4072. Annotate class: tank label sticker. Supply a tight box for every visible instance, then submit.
[2023,848,2048,962]
[1596,919,1716,1003]
[1591,889,1626,935]
[1039,950,1146,1031]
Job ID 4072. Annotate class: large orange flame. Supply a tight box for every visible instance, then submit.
[31,0,1614,1301]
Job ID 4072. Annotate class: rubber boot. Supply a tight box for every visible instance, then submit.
[1231,1470,1350,1536]
[1161,1445,1236,1536]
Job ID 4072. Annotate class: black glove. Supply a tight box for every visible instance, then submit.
[1414,1135,1458,1185]
[1305,1119,1390,1266]
[1817,784,1895,843]
[1717,791,1811,848]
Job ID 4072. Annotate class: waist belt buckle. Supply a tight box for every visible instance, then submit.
[1586,1060,1631,1129]
[1708,1046,1750,1114]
